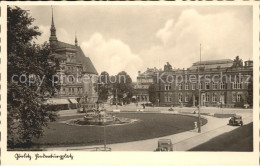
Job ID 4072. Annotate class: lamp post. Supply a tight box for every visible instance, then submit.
[103,118,107,151]
[115,88,118,109]
[96,82,106,150]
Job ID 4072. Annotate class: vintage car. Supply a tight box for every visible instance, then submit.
[155,139,173,151]
[229,115,243,126]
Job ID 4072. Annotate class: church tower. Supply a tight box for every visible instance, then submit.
[49,7,58,48]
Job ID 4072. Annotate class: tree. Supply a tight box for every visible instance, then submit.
[96,71,110,101]
[112,71,133,104]
[235,98,245,108]
[148,84,156,104]
[247,76,253,107]
[7,6,59,148]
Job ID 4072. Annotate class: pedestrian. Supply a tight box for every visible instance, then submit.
[194,121,197,129]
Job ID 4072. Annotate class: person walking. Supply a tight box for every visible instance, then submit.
[194,121,198,129]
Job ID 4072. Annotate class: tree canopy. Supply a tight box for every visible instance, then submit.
[112,71,133,104]
[148,84,156,104]
[96,71,111,101]
[7,6,59,148]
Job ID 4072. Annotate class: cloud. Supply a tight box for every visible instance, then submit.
[81,33,143,80]
[142,9,252,70]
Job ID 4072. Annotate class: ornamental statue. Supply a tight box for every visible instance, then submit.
[164,62,173,71]
[232,56,243,68]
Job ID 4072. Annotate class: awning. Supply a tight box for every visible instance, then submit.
[46,99,70,105]
[69,99,78,104]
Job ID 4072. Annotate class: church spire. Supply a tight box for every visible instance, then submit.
[51,7,54,26]
[75,32,78,46]
[49,6,58,47]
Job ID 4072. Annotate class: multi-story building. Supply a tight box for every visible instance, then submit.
[133,67,159,103]
[48,10,98,109]
[154,57,253,107]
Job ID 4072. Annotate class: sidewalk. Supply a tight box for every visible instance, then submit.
[58,105,252,118]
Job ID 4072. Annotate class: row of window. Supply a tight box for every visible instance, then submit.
[56,76,86,84]
[137,78,153,83]
[60,87,83,95]
[164,82,244,91]
[134,85,150,89]
[136,95,149,101]
[164,93,226,103]
[66,66,83,73]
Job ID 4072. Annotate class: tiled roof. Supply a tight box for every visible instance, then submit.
[56,41,98,75]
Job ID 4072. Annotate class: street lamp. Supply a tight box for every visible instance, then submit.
[96,82,107,150]
[103,118,107,151]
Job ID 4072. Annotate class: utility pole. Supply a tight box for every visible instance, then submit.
[198,44,202,133]
[103,121,106,150]
[116,88,118,109]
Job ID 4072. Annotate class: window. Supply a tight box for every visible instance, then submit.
[233,82,242,89]
[220,94,225,104]
[164,94,171,102]
[185,95,189,102]
[232,82,236,89]
[237,94,242,102]
[178,93,183,102]
[178,84,182,90]
[192,84,195,90]
[199,83,202,90]
[205,82,210,90]
[232,93,236,102]
[165,84,171,91]
[212,82,217,90]
[220,82,225,89]
[205,93,209,102]
[212,93,216,102]
[185,83,189,90]
[238,82,242,89]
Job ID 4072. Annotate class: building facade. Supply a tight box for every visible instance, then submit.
[154,57,253,108]
[48,10,98,109]
[133,67,159,103]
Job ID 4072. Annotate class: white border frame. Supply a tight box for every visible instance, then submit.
[1,1,259,166]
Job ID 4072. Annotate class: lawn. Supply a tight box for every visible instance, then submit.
[189,122,253,151]
[31,113,207,148]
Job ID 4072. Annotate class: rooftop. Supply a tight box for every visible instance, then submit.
[56,41,98,75]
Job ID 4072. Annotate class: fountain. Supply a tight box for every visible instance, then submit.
[66,107,138,126]
[67,89,137,126]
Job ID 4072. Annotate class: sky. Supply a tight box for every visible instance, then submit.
[18,5,253,81]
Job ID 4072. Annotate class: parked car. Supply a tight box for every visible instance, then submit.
[155,139,173,151]
[229,115,243,126]
[112,101,122,106]
[77,107,86,113]
[145,102,153,107]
